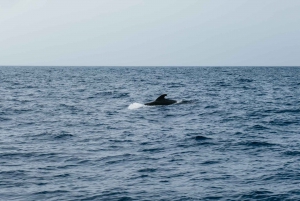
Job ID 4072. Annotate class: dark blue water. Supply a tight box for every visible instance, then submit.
[1,66,300,201]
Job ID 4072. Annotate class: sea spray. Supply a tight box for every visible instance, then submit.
[128,103,145,110]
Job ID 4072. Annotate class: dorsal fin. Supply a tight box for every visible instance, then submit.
[156,94,167,101]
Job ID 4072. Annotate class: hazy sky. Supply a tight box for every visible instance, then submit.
[1,0,300,66]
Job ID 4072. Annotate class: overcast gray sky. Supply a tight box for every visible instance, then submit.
[1,0,300,66]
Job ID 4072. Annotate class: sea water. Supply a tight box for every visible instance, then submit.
[0,66,300,200]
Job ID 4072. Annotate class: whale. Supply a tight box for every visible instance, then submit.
[145,94,177,106]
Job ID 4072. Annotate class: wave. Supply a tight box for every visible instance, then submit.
[128,103,145,110]
[195,136,211,140]
[239,141,276,147]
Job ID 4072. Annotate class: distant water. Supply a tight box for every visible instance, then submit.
[1,66,300,201]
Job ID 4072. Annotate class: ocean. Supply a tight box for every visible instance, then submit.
[0,66,300,200]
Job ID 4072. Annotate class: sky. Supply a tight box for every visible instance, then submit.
[0,0,300,66]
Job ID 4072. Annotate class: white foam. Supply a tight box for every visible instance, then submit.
[128,103,145,110]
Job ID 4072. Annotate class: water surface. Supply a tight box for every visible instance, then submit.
[1,66,300,200]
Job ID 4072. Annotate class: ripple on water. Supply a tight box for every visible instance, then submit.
[238,140,277,147]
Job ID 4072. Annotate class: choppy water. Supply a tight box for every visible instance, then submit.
[1,66,300,201]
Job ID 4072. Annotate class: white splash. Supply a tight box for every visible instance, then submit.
[128,103,145,110]
[175,100,183,104]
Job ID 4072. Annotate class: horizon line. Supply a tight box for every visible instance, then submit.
[1,65,300,67]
